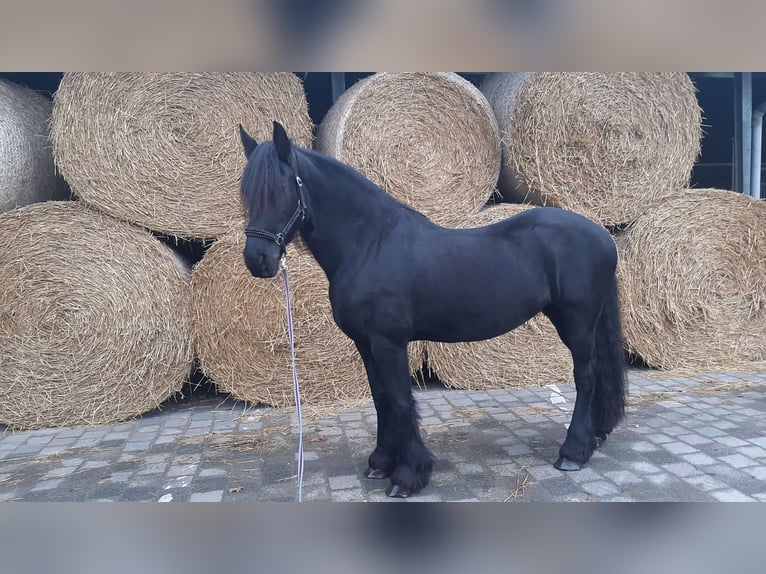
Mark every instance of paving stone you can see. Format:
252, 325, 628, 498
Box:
682, 474, 728, 492
677, 434, 712, 446
661, 462, 700, 478
742, 466, 766, 481
328, 475, 362, 490
189, 490, 225, 502
12, 445, 46, 455
663, 441, 697, 455
502, 444, 534, 457
604, 470, 643, 485
103, 471, 134, 483
711, 420, 739, 431
30, 478, 66, 491
199, 468, 227, 478
697, 427, 727, 438
710, 489, 755, 502
527, 464, 565, 481
697, 464, 749, 480
646, 473, 678, 487
121, 487, 160, 501
647, 433, 676, 444
719, 453, 757, 469
715, 436, 750, 447
155, 436, 177, 445
739, 446, 766, 459
627, 461, 663, 474
580, 481, 620, 497
680, 452, 718, 466
45, 465, 81, 478
80, 460, 110, 470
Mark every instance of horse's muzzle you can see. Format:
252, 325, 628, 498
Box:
243, 246, 280, 278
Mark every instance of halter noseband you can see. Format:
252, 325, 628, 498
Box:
244, 175, 306, 247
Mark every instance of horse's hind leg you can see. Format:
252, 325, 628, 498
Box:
544, 304, 600, 471
356, 336, 433, 498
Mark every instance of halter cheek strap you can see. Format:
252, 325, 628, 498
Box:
245, 175, 306, 246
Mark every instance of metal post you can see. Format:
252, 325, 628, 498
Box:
330, 73, 346, 103
733, 72, 752, 194
750, 102, 766, 198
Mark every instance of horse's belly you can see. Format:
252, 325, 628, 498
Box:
414, 301, 540, 343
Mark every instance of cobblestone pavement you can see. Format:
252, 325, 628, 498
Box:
1, 368, 765, 502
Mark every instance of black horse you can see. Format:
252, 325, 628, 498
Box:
238, 121, 627, 498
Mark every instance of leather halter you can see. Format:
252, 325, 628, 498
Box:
244, 174, 306, 247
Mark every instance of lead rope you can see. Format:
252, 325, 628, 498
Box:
281, 254, 304, 502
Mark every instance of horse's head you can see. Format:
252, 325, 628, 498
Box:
239, 121, 307, 278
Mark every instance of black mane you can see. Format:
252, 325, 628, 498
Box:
297, 147, 432, 222
240, 141, 284, 219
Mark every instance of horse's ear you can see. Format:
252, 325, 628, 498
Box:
273, 121, 292, 164
239, 124, 258, 158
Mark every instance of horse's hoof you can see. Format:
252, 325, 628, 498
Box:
594, 432, 608, 449
385, 484, 412, 498
365, 467, 388, 479
554, 457, 582, 471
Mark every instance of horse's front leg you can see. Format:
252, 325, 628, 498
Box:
354, 341, 393, 480
356, 337, 433, 498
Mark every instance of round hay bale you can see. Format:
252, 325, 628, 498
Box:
617, 189, 766, 370
316, 72, 501, 227
424, 205, 573, 390
0, 79, 70, 213
192, 234, 365, 407
50, 73, 313, 239
192, 234, 425, 408
481, 73, 702, 226
0, 201, 193, 430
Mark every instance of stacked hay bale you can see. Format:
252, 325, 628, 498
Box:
43, 72, 325, 418
421, 205, 573, 390
316, 72, 501, 227
0, 79, 69, 213
481, 73, 702, 227
0, 202, 193, 430
616, 189, 766, 370
193, 235, 353, 407
50, 73, 313, 239
477, 73, 766, 374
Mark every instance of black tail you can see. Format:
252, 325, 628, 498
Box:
592, 275, 627, 435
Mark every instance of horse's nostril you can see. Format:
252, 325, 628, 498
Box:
243, 247, 276, 278
258, 253, 267, 268
243, 250, 259, 272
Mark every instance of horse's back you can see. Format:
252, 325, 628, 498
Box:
491, 207, 611, 244
492, 207, 618, 304
490, 207, 616, 269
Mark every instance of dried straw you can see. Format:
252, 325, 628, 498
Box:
191, 234, 363, 407
50, 73, 313, 239
0, 201, 193, 430
316, 72, 501, 227
481, 73, 702, 227
423, 204, 573, 390
0, 79, 69, 213
617, 189, 766, 370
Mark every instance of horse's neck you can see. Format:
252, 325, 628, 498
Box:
298, 153, 402, 279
